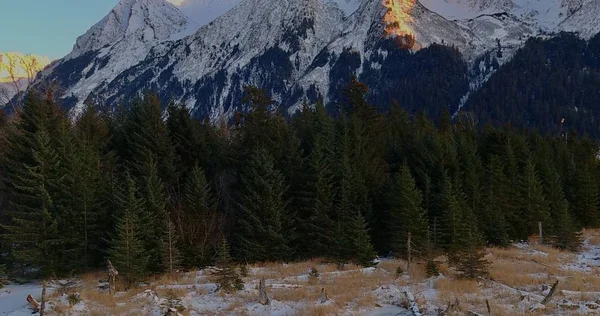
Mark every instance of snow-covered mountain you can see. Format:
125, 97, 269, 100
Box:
33, 0, 600, 119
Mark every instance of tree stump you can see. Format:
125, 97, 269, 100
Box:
259, 278, 270, 305
107, 259, 119, 294
318, 288, 329, 304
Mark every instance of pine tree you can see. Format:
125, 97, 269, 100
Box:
2, 127, 61, 277
573, 163, 600, 227
454, 227, 489, 279
331, 175, 376, 267
125, 94, 176, 185
387, 164, 428, 258
50, 115, 87, 273
213, 238, 244, 293
163, 219, 182, 274
109, 175, 149, 286
181, 166, 223, 267
72, 105, 110, 267
438, 176, 464, 253
299, 130, 336, 258
234, 148, 292, 262
333, 128, 375, 266
480, 157, 511, 246
542, 168, 582, 251
517, 159, 551, 237
137, 159, 168, 273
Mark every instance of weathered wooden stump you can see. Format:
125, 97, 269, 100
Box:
259, 278, 270, 305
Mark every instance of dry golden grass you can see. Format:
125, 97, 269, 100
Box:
80, 271, 106, 284
155, 287, 189, 300
51, 302, 70, 314
270, 286, 313, 302
79, 288, 117, 308
42, 230, 600, 315
322, 269, 388, 309
151, 272, 188, 286
584, 229, 600, 245
251, 260, 363, 280
294, 304, 338, 316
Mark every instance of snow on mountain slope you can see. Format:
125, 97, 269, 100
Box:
420, 0, 600, 38
560, 0, 600, 39
175, 0, 241, 26
70, 0, 189, 58
418, 0, 512, 20
37, 0, 191, 115
87, 0, 347, 120
31, 0, 600, 119
328, 0, 363, 16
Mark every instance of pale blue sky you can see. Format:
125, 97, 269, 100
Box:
0, 0, 120, 59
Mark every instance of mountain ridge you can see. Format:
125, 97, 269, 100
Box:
31, 0, 600, 120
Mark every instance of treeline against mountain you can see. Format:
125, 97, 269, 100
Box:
0, 79, 597, 284
465, 32, 600, 138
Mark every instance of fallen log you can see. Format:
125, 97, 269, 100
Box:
541, 281, 559, 305
479, 278, 544, 301
27, 294, 40, 311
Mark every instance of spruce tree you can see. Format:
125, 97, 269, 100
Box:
438, 176, 465, 253
480, 157, 511, 247
573, 163, 600, 227
109, 175, 148, 286
454, 227, 489, 279
542, 168, 582, 251
517, 159, 551, 237
2, 127, 60, 277
138, 159, 168, 273
331, 127, 376, 267
163, 219, 182, 274
50, 115, 87, 273
332, 172, 376, 267
387, 164, 428, 258
213, 238, 244, 293
182, 166, 223, 267
125, 94, 176, 185
299, 131, 336, 258
234, 148, 292, 262
72, 105, 109, 267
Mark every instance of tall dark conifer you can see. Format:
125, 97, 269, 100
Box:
180, 166, 223, 267
138, 160, 168, 273
110, 174, 148, 285
480, 157, 511, 246
2, 127, 60, 276
572, 163, 600, 227
234, 148, 292, 262
387, 164, 428, 258
517, 159, 551, 237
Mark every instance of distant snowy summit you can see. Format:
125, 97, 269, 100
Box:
32, 0, 600, 119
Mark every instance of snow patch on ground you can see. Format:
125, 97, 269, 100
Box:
0, 283, 44, 316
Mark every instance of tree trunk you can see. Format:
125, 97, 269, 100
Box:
541, 281, 559, 305
259, 278, 270, 305
318, 288, 329, 304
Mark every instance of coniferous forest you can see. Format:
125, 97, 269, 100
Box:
0, 78, 597, 283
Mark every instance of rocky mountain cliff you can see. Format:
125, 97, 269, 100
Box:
32, 0, 600, 120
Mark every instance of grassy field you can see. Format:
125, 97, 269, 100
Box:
7, 230, 600, 315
